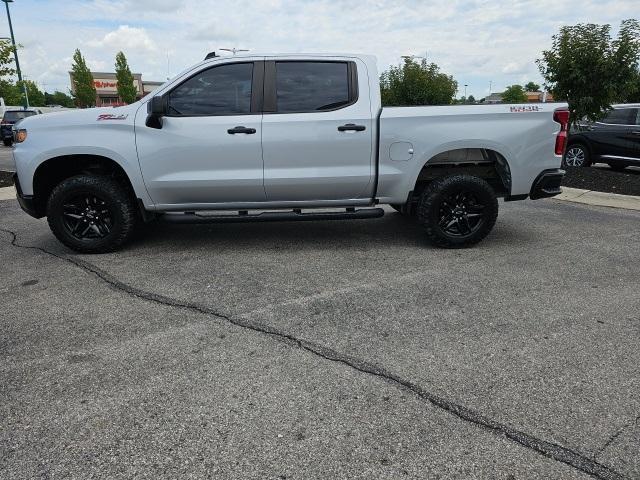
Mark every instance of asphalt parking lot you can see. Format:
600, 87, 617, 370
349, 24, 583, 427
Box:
0, 146, 14, 172
1, 195, 639, 479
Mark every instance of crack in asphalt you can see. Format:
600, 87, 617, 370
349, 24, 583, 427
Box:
594, 416, 640, 462
0, 227, 627, 480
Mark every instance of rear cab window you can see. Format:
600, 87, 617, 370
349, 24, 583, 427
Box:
268, 61, 357, 113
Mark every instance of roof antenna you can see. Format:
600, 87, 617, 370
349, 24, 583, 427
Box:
220, 48, 249, 55
204, 51, 218, 60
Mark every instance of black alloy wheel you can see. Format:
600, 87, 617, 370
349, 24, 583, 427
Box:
62, 194, 114, 240
436, 190, 486, 237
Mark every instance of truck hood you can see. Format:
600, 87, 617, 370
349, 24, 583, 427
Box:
17, 103, 141, 130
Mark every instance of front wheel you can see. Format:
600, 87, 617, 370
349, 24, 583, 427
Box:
46, 174, 138, 253
417, 175, 498, 248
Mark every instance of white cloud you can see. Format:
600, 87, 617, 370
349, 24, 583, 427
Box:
14, 0, 640, 98
88, 25, 157, 53
502, 62, 531, 75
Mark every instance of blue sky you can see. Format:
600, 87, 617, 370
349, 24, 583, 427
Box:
6, 0, 640, 99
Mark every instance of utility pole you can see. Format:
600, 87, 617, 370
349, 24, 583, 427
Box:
2, 0, 28, 109
489, 80, 493, 94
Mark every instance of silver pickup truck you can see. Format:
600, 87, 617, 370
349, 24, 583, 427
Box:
12, 53, 567, 253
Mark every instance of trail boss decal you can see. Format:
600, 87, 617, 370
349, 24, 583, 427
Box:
97, 113, 128, 121
510, 106, 542, 113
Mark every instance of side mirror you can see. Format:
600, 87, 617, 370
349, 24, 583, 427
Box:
146, 95, 166, 129
148, 95, 167, 115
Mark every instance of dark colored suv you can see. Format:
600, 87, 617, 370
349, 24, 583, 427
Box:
1, 109, 39, 146
564, 105, 640, 171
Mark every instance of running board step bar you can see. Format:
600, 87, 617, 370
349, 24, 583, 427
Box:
159, 208, 385, 224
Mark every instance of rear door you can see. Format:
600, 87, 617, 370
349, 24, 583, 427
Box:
590, 107, 637, 159
261, 58, 374, 202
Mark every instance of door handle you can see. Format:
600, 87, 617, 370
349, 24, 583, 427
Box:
227, 126, 256, 134
338, 123, 366, 132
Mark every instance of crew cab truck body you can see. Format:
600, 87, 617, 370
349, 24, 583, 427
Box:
12, 53, 566, 253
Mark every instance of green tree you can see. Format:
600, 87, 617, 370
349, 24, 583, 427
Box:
624, 69, 640, 102
17, 80, 45, 106
380, 58, 458, 106
115, 51, 137, 104
524, 81, 540, 92
0, 79, 20, 104
537, 19, 640, 123
467, 94, 476, 104
0, 39, 16, 78
70, 49, 96, 108
44, 90, 75, 108
501, 84, 528, 103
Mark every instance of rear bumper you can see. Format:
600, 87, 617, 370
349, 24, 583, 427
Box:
529, 168, 565, 200
13, 173, 43, 218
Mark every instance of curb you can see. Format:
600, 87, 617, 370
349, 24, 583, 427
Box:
553, 187, 640, 211
0, 185, 15, 201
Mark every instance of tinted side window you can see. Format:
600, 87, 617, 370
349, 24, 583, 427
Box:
3, 111, 36, 121
601, 108, 634, 125
275, 62, 352, 113
168, 63, 253, 116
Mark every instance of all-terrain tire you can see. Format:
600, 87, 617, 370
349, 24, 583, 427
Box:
46, 174, 138, 253
417, 174, 498, 248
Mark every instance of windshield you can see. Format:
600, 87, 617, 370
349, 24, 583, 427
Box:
3, 111, 37, 122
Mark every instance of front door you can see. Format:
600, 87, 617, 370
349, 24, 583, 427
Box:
261, 59, 374, 202
591, 107, 638, 160
625, 108, 640, 160
135, 61, 265, 208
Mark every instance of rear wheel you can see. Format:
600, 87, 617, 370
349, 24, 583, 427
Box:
46, 174, 138, 253
563, 143, 590, 167
417, 175, 498, 248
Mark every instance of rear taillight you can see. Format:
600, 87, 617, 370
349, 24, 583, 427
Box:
553, 107, 570, 156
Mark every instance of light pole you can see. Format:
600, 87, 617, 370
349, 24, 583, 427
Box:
464, 84, 468, 100
2, 0, 28, 109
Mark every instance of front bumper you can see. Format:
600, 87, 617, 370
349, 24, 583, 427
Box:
13, 173, 43, 218
530, 168, 565, 200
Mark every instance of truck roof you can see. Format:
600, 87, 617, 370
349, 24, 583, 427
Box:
205, 52, 377, 63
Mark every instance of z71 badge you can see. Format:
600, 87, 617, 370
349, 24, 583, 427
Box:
97, 113, 128, 121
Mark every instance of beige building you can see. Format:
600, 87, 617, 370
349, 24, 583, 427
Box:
69, 71, 164, 107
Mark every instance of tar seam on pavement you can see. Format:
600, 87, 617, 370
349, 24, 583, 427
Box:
0, 227, 626, 480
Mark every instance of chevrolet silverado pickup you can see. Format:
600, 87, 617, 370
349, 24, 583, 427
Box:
12, 53, 568, 253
